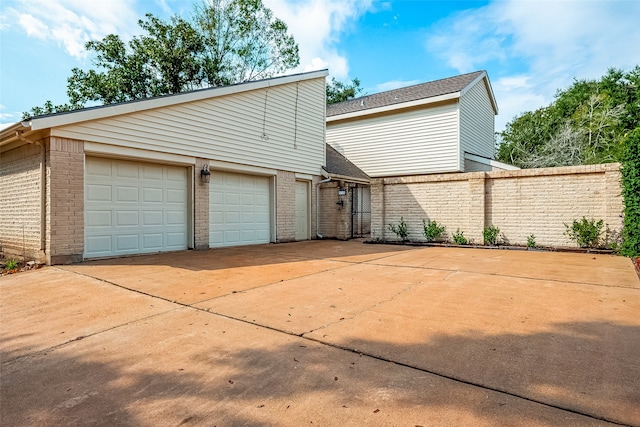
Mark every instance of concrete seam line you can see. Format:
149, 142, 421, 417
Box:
367, 262, 638, 290
1, 308, 183, 366
300, 335, 631, 427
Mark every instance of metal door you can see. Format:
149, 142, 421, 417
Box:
351, 186, 371, 238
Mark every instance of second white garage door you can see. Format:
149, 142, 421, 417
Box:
209, 171, 271, 247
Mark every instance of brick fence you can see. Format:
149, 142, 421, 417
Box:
370, 163, 622, 248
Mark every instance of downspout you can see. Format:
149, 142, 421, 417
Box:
316, 177, 332, 239
16, 130, 46, 256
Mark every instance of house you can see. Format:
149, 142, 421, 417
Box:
326, 70, 517, 177
0, 70, 328, 265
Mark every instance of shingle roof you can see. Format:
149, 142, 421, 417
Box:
326, 70, 486, 117
324, 144, 369, 182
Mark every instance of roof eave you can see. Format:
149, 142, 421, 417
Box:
327, 91, 460, 123
25, 69, 329, 131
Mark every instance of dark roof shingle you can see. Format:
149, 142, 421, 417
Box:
326, 70, 485, 117
324, 144, 369, 181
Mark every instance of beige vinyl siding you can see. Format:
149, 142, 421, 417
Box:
326, 103, 459, 177
459, 79, 495, 170
52, 78, 326, 176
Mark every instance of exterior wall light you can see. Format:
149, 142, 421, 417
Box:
338, 188, 346, 196
200, 164, 211, 184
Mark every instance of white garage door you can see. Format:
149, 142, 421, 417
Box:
85, 157, 188, 258
210, 171, 271, 247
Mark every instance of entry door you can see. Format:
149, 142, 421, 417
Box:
295, 180, 309, 240
351, 185, 371, 238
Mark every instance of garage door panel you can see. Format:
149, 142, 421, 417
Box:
143, 234, 163, 250
116, 186, 139, 203
167, 210, 186, 225
210, 171, 271, 247
116, 234, 139, 251
87, 184, 112, 202
86, 235, 112, 253
85, 157, 188, 258
143, 187, 163, 203
86, 210, 112, 227
115, 210, 139, 227
142, 165, 163, 180
143, 211, 163, 226
116, 163, 139, 179
167, 190, 186, 204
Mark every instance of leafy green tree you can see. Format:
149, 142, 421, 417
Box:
497, 66, 640, 168
194, 0, 299, 86
24, 0, 299, 118
326, 77, 365, 104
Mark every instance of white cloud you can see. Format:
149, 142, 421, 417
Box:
4, 0, 140, 58
18, 13, 48, 38
263, 0, 374, 79
425, 0, 640, 130
374, 79, 421, 93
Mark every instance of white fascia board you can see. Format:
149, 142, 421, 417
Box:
27, 70, 329, 131
460, 71, 498, 115
84, 141, 196, 165
465, 152, 519, 170
208, 159, 277, 176
326, 92, 460, 123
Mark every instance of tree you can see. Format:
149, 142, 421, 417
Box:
326, 77, 365, 105
24, 0, 299, 118
496, 66, 640, 168
195, 0, 299, 87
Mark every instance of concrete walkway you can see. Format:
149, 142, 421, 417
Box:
1, 241, 638, 426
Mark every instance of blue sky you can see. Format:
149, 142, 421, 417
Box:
1, 0, 639, 132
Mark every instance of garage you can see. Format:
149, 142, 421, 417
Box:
209, 171, 271, 247
84, 157, 189, 258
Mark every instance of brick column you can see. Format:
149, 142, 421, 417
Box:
276, 170, 296, 242
467, 172, 486, 245
47, 137, 84, 264
194, 158, 210, 250
604, 163, 623, 243
370, 178, 385, 241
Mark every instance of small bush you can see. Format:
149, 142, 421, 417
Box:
452, 229, 468, 245
388, 217, 409, 242
422, 219, 446, 242
564, 217, 604, 248
527, 234, 536, 248
5, 259, 18, 270
483, 225, 501, 246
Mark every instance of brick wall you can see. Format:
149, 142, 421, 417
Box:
318, 181, 365, 240
47, 137, 84, 264
0, 143, 44, 261
276, 170, 296, 242
194, 158, 209, 250
373, 164, 623, 248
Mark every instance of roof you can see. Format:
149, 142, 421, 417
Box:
324, 144, 370, 182
326, 70, 496, 120
1, 69, 329, 145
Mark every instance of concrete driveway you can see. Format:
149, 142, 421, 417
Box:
1, 241, 639, 426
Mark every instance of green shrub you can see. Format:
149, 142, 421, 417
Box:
621, 127, 640, 257
564, 217, 604, 248
452, 229, 468, 245
422, 219, 446, 242
527, 234, 536, 248
5, 259, 18, 270
388, 217, 409, 242
483, 225, 501, 246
